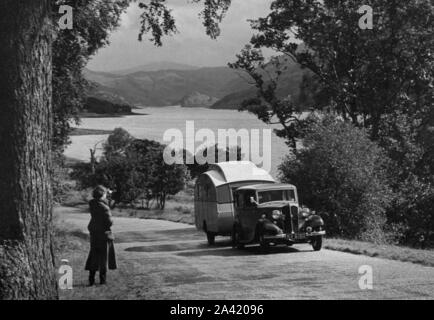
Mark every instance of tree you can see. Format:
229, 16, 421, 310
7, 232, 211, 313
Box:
230, 49, 309, 150
126, 139, 188, 209
72, 137, 189, 210
0, 0, 57, 299
232, 0, 433, 143
232, 0, 433, 245
0, 0, 232, 299
104, 127, 134, 158
244, 0, 432, 137
279, 114, 392, 241
52, 0, 129, 152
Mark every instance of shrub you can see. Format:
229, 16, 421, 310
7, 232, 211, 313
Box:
279, 113, 393, 242
71, 133, 189, 210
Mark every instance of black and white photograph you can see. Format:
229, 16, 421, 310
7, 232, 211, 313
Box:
0, 0, 433, 305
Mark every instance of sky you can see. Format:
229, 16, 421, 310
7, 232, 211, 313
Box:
87, 0, 274, 72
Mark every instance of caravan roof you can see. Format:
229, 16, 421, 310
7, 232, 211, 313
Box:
236, 183, 296, 191
202, 161, 275, 187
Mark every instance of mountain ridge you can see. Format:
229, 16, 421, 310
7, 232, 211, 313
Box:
84, 58, 307, 109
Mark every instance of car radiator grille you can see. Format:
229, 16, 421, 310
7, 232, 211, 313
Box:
283, 206, 293, 233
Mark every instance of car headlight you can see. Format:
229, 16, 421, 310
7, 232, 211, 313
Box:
301, 207, 311, 217
272, 210, 282, 220
302, 211, 310, 218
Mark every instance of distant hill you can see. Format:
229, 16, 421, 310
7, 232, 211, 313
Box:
83, 57, 308, 109
107, 61, 199, 75
211, 57, 308, 110
210, 88, 256, 110
83, 66, 253, 107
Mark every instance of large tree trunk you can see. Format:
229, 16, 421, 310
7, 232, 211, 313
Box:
0, 0, 57, 299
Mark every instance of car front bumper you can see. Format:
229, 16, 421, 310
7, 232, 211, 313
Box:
263, 230, 326, 242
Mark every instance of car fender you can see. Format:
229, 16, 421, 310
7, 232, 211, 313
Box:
258, 219, 281, 235
306, 215, 324, 228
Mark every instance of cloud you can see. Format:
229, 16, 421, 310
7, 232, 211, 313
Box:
87, 0, 274, 71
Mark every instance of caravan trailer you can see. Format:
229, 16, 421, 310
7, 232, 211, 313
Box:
194, 161, 275, 244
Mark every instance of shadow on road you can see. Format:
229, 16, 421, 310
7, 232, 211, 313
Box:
114, 231, 163, 243
124, 239, 231, 252
125, 240, 309, 257
177, 245, 304, 257
115, 228, 203, 243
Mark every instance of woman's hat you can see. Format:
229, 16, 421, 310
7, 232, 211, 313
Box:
92, 185, 107, 199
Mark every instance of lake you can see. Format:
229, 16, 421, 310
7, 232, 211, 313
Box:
64, 106, 293, 178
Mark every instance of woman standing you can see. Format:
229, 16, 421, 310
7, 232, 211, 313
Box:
85, 185, 117, 286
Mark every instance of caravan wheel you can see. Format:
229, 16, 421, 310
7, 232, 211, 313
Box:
206, 232, 215, 245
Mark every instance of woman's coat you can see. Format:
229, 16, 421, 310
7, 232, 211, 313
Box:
85, 199, 117, 272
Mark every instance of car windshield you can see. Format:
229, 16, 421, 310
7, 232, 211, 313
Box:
257, 189, 296, 204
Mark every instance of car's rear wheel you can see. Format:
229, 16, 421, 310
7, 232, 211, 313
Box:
259, 233, 269, 250
311, 236, 322, 251
231, 225, 244, 249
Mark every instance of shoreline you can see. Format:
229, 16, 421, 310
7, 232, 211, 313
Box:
69, 128, 114, 136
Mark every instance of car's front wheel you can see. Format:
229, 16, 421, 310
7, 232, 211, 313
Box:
311, 236, 322, 251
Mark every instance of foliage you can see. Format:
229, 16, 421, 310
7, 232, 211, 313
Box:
52, 0, 129, 152
126, 139, 189, 209
138, 0, 232, 45
71, 130, 188, 209
245, 0, 433, 137
104, 127, 134, 157
279, 114, 392, 242
51, 153, 73, 204
230, 48, 309, 150
233, 0, 433, 245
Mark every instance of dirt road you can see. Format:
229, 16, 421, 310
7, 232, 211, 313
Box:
60, 209, 434, 299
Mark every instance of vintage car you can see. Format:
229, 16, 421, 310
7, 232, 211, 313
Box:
194, 161, 276, 244
231, 184, 325, 251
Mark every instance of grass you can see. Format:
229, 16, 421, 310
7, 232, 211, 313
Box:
324, 238, 434, 267
110, 191, 195, 225
54, 213, 140, 299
